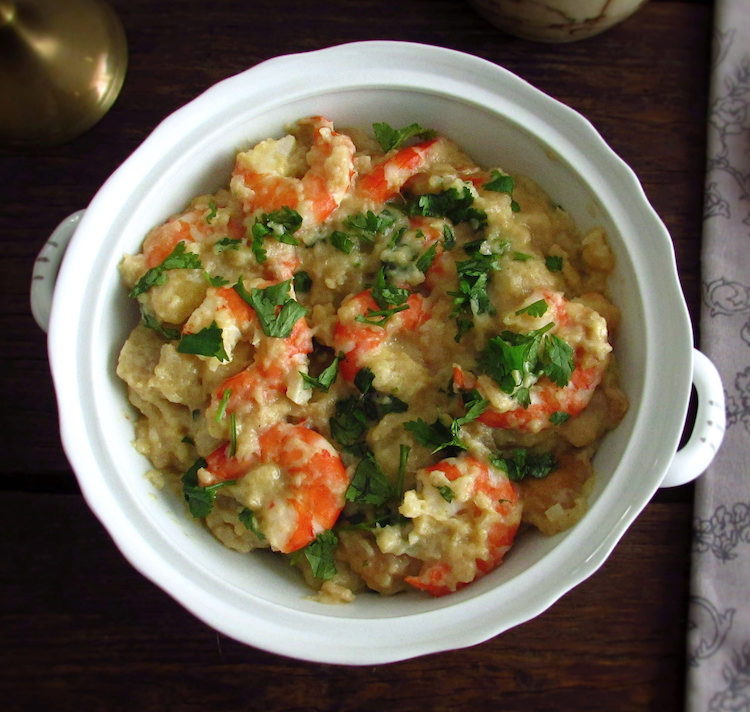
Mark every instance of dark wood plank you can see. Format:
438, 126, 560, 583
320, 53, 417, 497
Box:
0, 0, 711, 480
0, 492, 692, 711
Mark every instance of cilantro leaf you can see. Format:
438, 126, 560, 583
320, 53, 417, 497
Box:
549, 411, 570, 425
484, 169, 520, 212
139, 304, 180, 340
545, 255, 564, 272
404, 186, 487, 227
437, 485, 455, 502
239, 507, 265, 539
177, 321, 229, 362
301, 353, 342, 392
214, 236, 242, 252
448, 251, 501, 340
249, 206, 303, 263
129, 241, 203, 298
489, 448, 557, 482
540, 334, 575, 387
345, 210, 397, 244
515, 299, 548, 317
181, 458, 232, 518
373, 121, 436, 152
415, 243, 438, 274
301, 530, 339, 580
479, 322, 574, 403
293, 270, 312, 293
330, 230, 355, 254
346, 452, 393, 506
329, 370, 407, 453
234, 277, 308, 338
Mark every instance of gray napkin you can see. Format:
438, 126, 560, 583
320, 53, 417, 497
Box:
686, 1, 750, 709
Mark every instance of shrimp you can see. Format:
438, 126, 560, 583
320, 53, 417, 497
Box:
331, 289, 429, 382
202, 423, 349, 553
230, 116, 356, 230
355, 136, 444, 204
142, 201, 244, 268
391, 454, 521, 597
213, 314, 313, 412
454, 288, 612, 433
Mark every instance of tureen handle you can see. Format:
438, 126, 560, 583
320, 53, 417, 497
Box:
30, 209, 86, 333
659, 349, 726, 488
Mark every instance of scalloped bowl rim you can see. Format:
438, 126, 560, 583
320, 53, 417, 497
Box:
47, 41, 692, 665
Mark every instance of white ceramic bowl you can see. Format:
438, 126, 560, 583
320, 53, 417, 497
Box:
33, 41, 724, 665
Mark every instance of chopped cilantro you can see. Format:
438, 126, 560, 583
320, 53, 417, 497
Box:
329, 368, 407, 452
345, 210, 397, 244
300, 530, 339, 580
181, 458, 232, 518
479, 323, 575, 403
215, 388, 231, 423
346, 452, 393, 506
484, 169, 520, 212
404, 186, 487, 227
239, 507, 265, 539
205, 273, 230, 287
415, 243, 438, 274
301, 353, 342, 392
448, 251, 501, 340
512, 252, 533, 262
205, 200, 218, 224
372, 121, 436, 152
177, 321, 229, 362
249, 206, 303, 262
234, 277, 307, 338
129, 241, 203, 298
139, 304, 180, 340
214, 236, 242, 252
489, 448, 557, 482
545, 255, 564, 272
330, 230, 355, 254
293, 270, 312, 293
549, 411, 570, 425
228, 412, 237, 457
515, 299, 548, 317
437, 485, 455, 503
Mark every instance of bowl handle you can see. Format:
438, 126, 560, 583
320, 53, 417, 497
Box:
659, 349, 726, 488
30, 209, 86, 333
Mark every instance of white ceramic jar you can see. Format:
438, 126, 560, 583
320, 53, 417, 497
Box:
468, 0, 649, 42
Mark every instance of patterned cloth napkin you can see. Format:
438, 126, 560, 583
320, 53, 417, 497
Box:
686, 1, 750, 709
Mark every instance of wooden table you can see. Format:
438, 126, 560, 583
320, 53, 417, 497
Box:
1, 1, 712, 709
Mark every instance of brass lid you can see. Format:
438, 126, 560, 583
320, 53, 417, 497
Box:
0, 0, 128, 147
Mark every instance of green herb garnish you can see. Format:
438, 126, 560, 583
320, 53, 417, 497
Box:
234, 277, 307, 338
489, 448, 557, 481
301, 353, 342, 392
239, 507, 265, 539
129, 241, 203, 298
181, 458, 232, 518
177, 321, 229, 362
545, 255, 564, 272
484, 169, 520, 212
300, 530, 339, 580
372, 121, 436, 152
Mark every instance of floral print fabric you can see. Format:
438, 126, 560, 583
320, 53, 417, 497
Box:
687, 2, 750, 709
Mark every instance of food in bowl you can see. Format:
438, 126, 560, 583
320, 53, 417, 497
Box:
116, 116, 628, 602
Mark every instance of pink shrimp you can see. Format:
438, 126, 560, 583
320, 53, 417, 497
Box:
141, 205, 244, 269
331, 289, 429, 382
455, 288, 612, 433
213, 315, 313, 413
355, 136, 443, 204
230, 116, 355, 229
202, 423, 349, 553
403, 455, 521, 597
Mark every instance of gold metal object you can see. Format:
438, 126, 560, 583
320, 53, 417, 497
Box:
0, 0, 127, 147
